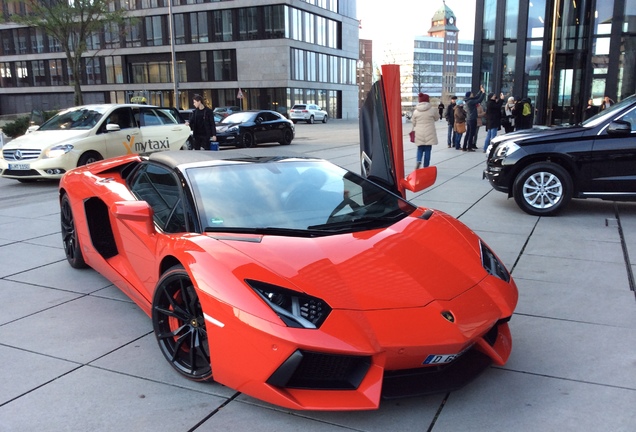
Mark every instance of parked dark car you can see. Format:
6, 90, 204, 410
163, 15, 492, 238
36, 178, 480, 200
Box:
484, 94, 636, 216
213, 106, 241, 118
215, 110, 295, 147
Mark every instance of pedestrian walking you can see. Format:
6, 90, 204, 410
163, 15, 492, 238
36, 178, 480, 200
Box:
438, 102, 445, 121
411, 93, 439, 168
186, 94, 217, 150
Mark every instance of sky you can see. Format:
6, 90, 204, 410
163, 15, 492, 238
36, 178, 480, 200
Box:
356, 0, 476, 64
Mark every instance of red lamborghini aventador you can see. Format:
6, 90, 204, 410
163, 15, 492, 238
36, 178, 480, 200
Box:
58, 66, 517, 410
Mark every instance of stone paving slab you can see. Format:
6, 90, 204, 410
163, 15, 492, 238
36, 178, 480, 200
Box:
0, 119, 634, 431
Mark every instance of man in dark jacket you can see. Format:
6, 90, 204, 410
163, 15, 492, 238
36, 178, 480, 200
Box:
462, 85, 485, 151
444, 96, 457, 148
187, 94, 217, 150
483, 92, 505, 152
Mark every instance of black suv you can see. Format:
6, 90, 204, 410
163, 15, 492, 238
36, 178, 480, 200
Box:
483, 95, 636, 215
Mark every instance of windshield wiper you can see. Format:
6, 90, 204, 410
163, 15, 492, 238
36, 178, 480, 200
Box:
204, 226, 328, 237
308, 213, 404, 232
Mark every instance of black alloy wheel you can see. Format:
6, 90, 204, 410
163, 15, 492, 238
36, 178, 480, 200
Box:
241, 131, 254, 148
279, 128, 293, 145
513, 162, 573, 216
152, 265, 212, 381
60, 193, 88, 269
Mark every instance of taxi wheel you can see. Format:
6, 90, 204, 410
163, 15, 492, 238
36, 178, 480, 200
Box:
152, 265, 212, 381
77, 152, 103, 167
60, 193, 87, 269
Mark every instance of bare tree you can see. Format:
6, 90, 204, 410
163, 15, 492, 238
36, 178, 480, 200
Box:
9, 0, 128, 105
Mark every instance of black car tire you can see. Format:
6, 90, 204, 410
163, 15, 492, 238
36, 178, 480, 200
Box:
152, 265, 212, 382
60, 193, 88, 269
279, 128, 293, 145
307, 115, 314, 124
240, 131, 254, 148
513, 162, 573, 216
77, 151, 103, 167
322, 115, 328, 124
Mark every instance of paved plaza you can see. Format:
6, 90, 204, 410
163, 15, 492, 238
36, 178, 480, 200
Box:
0, 119, 635, 431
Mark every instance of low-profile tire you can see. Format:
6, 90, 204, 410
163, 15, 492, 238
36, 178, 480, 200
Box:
512, 162, 573, 216
279, 128, 293, 145
60, 193, 88, 269
322, 115, 328, 123
152, 265, 212, 381
240, 131, 254, 148
77, 151, 103, 167
307, 115, 314, 124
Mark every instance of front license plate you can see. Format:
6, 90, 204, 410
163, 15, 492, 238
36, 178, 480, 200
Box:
9, 163, 30, 170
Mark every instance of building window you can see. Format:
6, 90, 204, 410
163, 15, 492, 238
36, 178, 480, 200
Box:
86, 58, 102, 85
200, 52, 208, 80
264, 5, 286, 39
174, 14, 186, 44
212, 50, 235, 81
191, 12, 209, 43
213, 9, 233, 42
1, 62, 13, 87
125, 18, 143, 47
105, 56, 124, 84
527, 0, 546, 38
31, 60, 46, 86
49, 59, 64, 86
32, 29, 46, 54
146, 16, 164, 46
105, 22, 121, 49
238, 7, 259, 41
16, 61, 29, 87
86, 31, 101, 51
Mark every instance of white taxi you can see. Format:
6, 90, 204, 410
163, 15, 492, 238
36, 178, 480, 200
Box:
0, 104, 190, 182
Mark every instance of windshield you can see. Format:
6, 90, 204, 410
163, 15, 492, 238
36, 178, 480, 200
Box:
38, 106, 107, 131
221, 112, 255, 124
186, 160, 415, 235
582, 95, 636, 128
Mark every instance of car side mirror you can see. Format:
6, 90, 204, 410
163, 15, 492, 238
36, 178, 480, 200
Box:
106, 123, 121, 132
607, 120, 632, 135
111, 201, 155, 235
400, 166, 437, 193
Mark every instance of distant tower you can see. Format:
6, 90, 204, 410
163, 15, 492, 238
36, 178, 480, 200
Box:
428, 1, 459, 103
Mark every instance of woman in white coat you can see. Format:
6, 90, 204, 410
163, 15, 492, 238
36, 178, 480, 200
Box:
411, 93, 439, 168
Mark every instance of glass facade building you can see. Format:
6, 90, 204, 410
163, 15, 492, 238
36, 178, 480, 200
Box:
473, 0, 635, 125
0, 0, 359, 120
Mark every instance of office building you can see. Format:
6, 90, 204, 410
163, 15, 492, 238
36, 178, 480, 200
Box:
0, 0, 359, 120
472, 0, 635, 125
403, 3, 474, 111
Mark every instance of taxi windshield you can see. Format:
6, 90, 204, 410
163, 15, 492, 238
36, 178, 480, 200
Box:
38, 107, 107, 131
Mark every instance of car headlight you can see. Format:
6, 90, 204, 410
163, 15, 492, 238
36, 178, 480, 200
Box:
495, 142, 520, 159
480, 241, 510, 282
246, 279, 331, 329
44, 144, 74, 159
